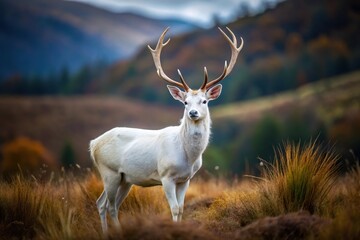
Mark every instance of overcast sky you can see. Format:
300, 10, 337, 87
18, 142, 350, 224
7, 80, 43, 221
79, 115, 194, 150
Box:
68, 0, 283, 28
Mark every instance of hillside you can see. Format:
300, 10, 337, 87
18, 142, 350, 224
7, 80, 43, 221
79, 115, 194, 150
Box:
212, 70, 360, 123
0, 0, 197, 78
89, 0, 360, 105
0, 71, 359, 173
209, 70, 360, 173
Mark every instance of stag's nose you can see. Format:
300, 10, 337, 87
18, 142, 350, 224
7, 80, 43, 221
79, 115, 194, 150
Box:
189, 110, 199, 119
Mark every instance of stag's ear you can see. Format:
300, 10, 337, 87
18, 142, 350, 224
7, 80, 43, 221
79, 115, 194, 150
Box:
167, 85, 186, 102
206, 84, 222, 101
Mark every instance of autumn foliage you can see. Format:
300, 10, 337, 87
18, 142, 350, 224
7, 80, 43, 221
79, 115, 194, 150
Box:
0, 137, 56, 178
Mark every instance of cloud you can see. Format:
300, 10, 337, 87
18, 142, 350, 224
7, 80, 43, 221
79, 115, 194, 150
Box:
67, 0, 281, 28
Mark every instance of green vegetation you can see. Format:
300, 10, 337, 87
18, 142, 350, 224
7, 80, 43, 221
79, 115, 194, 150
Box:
0, 62, 108, 95
60, 140, 76, 169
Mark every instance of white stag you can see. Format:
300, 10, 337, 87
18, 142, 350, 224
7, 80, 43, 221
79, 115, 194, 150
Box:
90, 27, 243, 233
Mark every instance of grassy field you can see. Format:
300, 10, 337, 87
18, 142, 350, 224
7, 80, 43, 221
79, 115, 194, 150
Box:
1, 142, 359, 239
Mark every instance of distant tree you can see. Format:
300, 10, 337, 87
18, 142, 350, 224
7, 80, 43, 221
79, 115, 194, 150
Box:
285, 33, 303, 57
284, 111, 312, 142
59, 66, 71, 94
307, 35, 350, 79
251, 115, 282, 161
60, 140, 76, 169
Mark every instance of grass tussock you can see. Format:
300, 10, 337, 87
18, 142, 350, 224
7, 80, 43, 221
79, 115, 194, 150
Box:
261, 141, 340, 214
0, 142, 359, 239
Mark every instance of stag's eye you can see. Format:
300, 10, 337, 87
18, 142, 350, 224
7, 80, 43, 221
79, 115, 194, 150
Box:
202, 100, 207, 104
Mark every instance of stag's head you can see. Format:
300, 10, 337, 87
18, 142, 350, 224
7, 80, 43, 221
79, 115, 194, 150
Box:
148, 27, 243, 122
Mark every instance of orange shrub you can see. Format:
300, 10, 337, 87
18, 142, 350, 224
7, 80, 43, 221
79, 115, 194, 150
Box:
0, 137, 56, 178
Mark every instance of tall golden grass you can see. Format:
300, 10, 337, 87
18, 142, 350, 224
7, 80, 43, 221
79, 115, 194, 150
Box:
0, 142, 359, 239
261, 141, 340, 214
318, 162, 360, 239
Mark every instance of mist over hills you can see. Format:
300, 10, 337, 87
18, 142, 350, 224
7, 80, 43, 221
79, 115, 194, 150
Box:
0, 0, 198, 79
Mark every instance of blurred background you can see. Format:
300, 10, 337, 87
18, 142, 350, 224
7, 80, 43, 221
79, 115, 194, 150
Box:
0, 0, 359, 178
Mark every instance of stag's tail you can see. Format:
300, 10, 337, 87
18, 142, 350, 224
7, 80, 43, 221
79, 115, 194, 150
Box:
89, 139, 98, 166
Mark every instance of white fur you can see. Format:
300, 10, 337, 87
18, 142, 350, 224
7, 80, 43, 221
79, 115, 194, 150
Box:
90, 84, 222, 233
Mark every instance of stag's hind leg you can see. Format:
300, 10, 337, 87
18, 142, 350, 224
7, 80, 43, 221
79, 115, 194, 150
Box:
96, 176, 132, 234
115, 179, 132, 210
104, 176, 122, 229
96, 190, 109, 233
97, 166, 122, 233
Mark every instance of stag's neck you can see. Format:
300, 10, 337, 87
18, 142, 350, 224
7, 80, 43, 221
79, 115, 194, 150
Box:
179, 112, 211, 162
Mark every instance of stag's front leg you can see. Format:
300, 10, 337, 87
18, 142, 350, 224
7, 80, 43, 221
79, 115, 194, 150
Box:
162, 178, 180, 221
176, 180, 190, 221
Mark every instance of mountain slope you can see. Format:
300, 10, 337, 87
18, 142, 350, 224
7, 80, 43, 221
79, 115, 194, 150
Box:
91, 0, 360, 105
0, 0, 197, 78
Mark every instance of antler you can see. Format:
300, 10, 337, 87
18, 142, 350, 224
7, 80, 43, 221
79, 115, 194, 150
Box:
201, 27, 244, 91
148, 27, 190, 91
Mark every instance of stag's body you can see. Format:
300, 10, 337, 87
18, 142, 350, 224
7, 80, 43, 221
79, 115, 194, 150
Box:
91, 123, 208, 186
91, 27, 243, 233
90, 103, 210, 226
92, 118, 209, 186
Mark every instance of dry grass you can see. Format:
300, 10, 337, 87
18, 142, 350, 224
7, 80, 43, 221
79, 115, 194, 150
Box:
317, 163, 360, 239
191, 141, 342, 238
0, 142, 359, 239
193, 181, 260, 234
261, 141, 340, 214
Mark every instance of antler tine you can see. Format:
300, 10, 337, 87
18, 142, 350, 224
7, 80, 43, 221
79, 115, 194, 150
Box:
177, 69, 190, 91
148, 27, 190, 91
202, 27, 243, 90
200, 67, 208, 90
